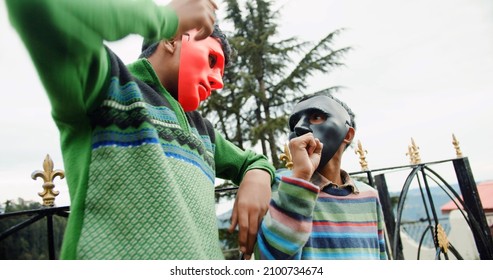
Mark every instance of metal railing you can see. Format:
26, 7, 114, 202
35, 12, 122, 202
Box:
214, 156, 493, 260
0, 206, 69, 259
347, 157, 493, 260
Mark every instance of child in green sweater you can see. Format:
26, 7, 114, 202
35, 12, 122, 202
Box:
6, 0, 274, 259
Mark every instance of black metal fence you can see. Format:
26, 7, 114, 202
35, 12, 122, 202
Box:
350, 157, 493, 260
1, 157, 492, 260
0, 206, 69, 259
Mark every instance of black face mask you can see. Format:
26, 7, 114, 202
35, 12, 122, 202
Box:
289, 95, 351, 172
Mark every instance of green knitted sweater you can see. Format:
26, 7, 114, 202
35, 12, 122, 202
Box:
6, 0, 275, 259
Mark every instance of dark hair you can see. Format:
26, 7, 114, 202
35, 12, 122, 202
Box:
139, 24, 232, 67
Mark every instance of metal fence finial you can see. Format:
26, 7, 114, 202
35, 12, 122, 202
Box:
280, 143, 293, 170
355, 140, 369, 171
31, 154, 65, 207
452, 133, 463, 158
411, 138, 421, 164
406, 138, 421, 165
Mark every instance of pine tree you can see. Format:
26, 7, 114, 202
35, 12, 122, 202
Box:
202, 0, 351, 168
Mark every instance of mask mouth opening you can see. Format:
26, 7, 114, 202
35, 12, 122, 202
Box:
198, 82, 210, 100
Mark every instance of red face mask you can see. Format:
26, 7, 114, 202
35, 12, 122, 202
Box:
178, 30, 225, 111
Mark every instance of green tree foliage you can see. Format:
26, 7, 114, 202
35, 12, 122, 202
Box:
202, 0, 351, 168
0, 198, 67, 260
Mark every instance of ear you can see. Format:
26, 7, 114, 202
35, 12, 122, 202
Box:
161, 39, 177, 55
343, 127, 355, 145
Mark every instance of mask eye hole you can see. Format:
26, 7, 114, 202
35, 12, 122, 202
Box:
309, 112, 327, 124
209, 54, 217, 68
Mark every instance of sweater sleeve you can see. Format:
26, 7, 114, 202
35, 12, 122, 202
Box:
213, 131, 275, 186
255, 176, 320, 259
5, 0, 178, 122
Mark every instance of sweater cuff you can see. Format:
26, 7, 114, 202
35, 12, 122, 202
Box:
160, 6, 179, 39
281, 176, 320, 194
275, 176, 319, 218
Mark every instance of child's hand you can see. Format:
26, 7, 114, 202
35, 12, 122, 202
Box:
168, 0, 218, 40
289, 133, 323, 181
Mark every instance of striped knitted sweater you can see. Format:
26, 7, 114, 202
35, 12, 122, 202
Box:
255, 169, 387, 260
6, 0, 275, 259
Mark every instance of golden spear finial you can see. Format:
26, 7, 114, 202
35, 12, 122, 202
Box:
355, 140, 369, 171
31, 154, 65, 206
279, 143, 293, 170
406, 138, 421, 164
406, 145, 415, 164
452, 133, 463, 158
411, 138, 421, 164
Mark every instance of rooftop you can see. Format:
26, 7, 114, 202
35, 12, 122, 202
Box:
441, 181, 493, 214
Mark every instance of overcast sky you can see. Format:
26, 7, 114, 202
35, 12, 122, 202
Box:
1, 0, 493, 207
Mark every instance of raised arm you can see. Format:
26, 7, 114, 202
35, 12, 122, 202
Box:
255, 133, 323, 259
5, 0, 217, 119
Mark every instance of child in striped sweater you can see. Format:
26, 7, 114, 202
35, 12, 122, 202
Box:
255, 92, 387, 260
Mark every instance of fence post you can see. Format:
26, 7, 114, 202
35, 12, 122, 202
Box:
47, 214, 55, 260
374, 174, 404, 260
453, 157, 493, 260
